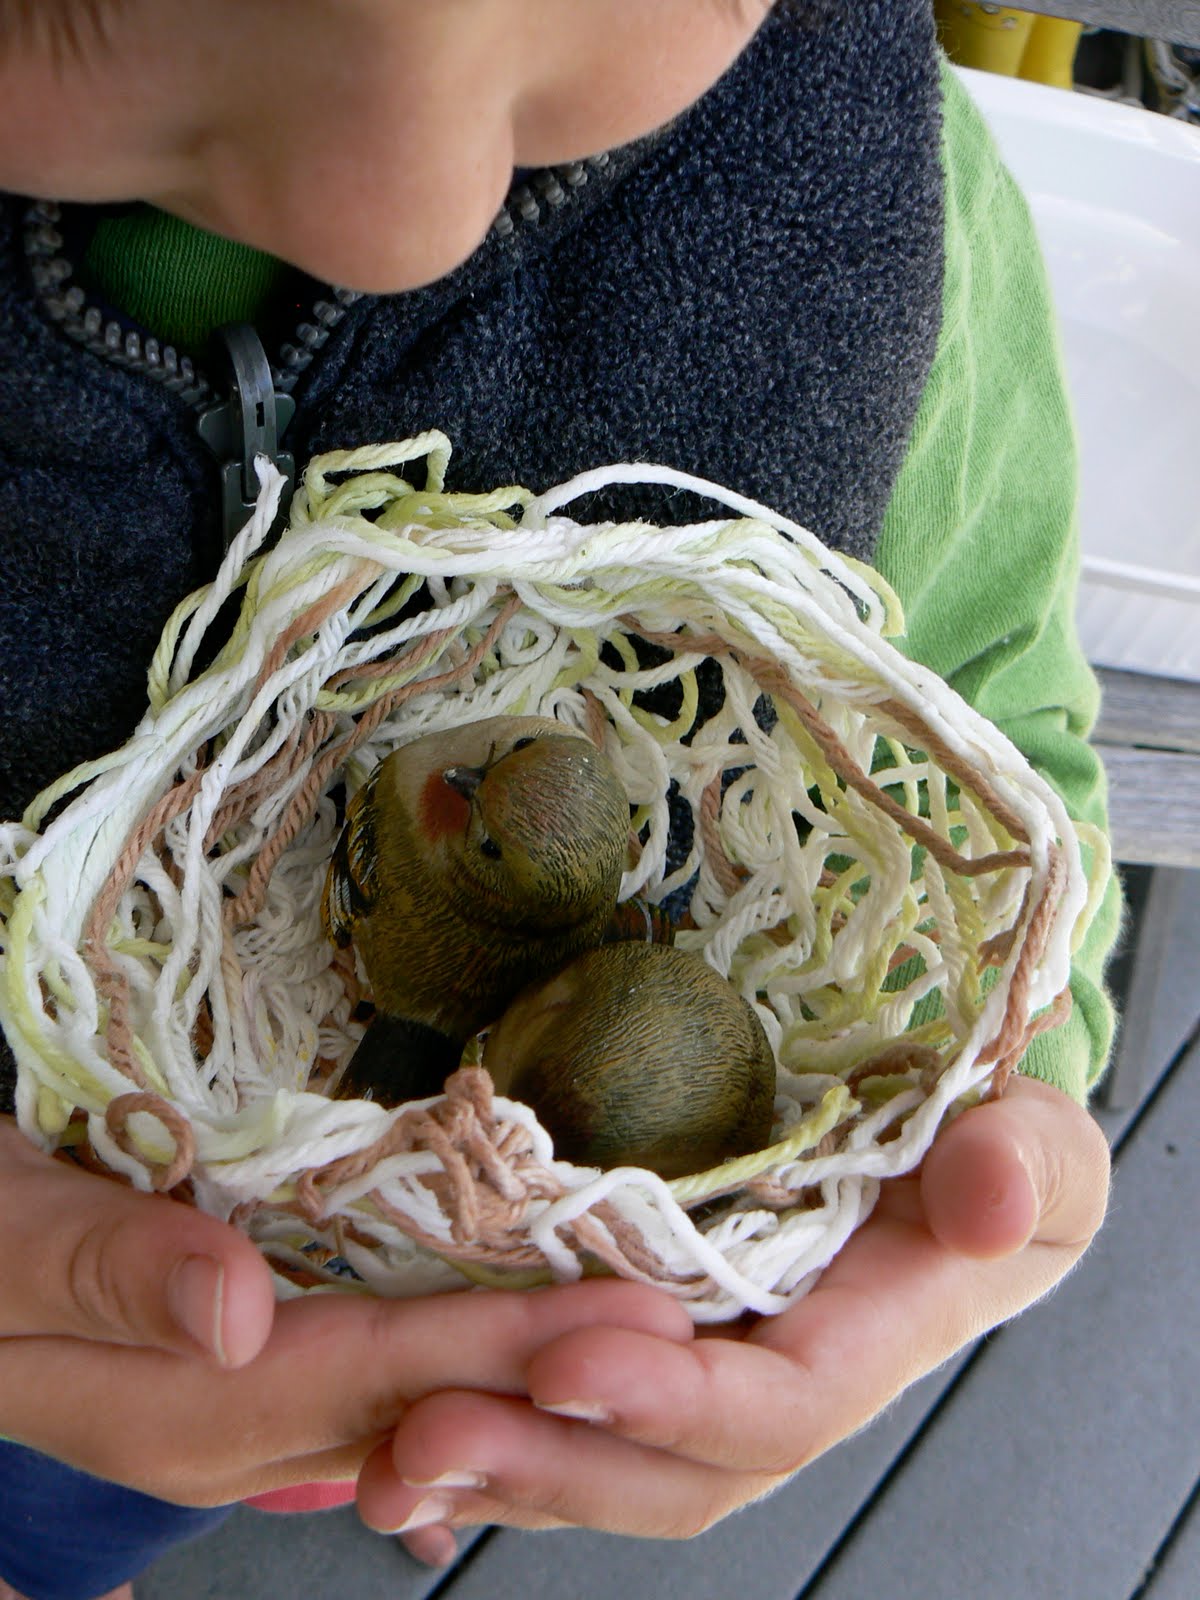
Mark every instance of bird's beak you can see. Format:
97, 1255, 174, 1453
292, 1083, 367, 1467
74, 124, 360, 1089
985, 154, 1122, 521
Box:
443, 764, 484, 801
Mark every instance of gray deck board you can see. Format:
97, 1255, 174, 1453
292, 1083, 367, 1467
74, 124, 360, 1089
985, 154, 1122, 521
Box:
1094, 670, 1200, 758
1098, 746, 1200, 869
136, 1508, 486, 1600
1099, 867, 1200, 1113
1143, 1481, 1200, 1598
1093, 668, 1200, 869
432, 1352, 977, 1600
799, 1032, 1200, 1600
1015, 0, 1200, 46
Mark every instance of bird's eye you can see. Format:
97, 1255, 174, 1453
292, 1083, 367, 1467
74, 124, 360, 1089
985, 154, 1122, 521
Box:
480, 836, 503, 860
512, 736, 536, 752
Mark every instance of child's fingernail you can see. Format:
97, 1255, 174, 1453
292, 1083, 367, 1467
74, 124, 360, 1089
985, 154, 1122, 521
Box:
535, 1398, 614, 1424
400, 1523, 458, 1568
395, 1494, 455, 1533
167, 1256, 226, 1362
402, 1470, 487, 1491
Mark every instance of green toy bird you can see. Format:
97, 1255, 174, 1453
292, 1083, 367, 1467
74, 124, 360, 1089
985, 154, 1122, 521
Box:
322, 715, 633, 1105
483, 942, 777, 1179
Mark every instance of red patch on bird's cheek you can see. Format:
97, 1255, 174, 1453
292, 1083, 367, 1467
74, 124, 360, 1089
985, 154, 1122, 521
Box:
419, 771, 472, 842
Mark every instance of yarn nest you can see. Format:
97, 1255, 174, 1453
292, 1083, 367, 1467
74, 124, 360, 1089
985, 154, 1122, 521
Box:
0, 434, 1104, 1321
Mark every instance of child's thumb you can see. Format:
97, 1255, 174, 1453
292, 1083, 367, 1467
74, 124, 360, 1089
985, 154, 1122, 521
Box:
0, 1117, 276, 1367
919, 1074, 1110, 1261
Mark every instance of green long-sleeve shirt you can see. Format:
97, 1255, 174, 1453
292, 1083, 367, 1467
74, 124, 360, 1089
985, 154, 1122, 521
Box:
877, 64, 1120, 1104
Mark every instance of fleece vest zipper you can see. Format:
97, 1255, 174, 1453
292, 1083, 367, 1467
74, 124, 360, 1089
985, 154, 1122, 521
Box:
22, 156, 623, 545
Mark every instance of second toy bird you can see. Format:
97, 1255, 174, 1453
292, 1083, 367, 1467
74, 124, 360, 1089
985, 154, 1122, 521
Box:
483, 941, 778, 1179
322, 715, 631, 1104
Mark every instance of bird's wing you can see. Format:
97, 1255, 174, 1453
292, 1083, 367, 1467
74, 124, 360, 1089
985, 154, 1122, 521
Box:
604, 895, 677, 947
321, 770, 383, 947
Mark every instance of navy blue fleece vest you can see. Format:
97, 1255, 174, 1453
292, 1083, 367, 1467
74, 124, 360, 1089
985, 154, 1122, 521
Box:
0, 2, 944, 1103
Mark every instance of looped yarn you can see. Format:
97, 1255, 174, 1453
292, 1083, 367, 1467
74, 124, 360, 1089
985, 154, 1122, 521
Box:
0, 434, 1100, 1321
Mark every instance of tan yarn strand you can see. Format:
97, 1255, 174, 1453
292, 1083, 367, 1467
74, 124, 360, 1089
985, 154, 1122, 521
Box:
754, 663, 1031, 877
251, 563, 382, 697
878, 697, 1032, 846
700, 773, 746, 897
988, 985, 1075, 1099
978, 846, 1067, 1074
83, 768, 207, 1089
622, 626, 1031, 874
204, 710, 333, 852
105, 1091, 196, 1190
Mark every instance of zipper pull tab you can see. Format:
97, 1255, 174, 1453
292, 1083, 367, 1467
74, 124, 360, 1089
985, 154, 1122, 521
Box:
196, 322, 296, 549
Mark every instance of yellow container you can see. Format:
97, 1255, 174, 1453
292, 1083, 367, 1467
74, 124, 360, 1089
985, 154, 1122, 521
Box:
1020, 17, 1084, 88
934, 3, 1035, 75
935, 4, 1083, 87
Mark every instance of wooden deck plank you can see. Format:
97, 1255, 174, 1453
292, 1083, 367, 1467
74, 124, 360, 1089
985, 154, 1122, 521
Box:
1015, 0, 1200, 45
1098, 746, 1200, 869
1097, 867, 1200, 1113
1143, 1480, 1200, 1598
136, 1508, 486, 1599
1094, 670, 1200, 757
798, 1033, 1200, 1600
430, 1353, 976, 1600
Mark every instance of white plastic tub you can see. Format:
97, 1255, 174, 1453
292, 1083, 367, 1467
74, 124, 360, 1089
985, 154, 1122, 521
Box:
959, 67, 1200, 681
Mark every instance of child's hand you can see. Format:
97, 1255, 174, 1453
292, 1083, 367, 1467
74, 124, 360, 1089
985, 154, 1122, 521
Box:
0, 1118, 693, 1506
357, 1076, 1109, 1555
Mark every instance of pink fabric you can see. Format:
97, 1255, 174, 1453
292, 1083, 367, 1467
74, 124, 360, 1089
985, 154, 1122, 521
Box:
244, 1480, 357, 1514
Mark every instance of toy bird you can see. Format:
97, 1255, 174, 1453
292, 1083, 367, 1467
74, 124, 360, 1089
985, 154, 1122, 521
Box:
322, 715, 632, 1105
483, 942, 777, 1179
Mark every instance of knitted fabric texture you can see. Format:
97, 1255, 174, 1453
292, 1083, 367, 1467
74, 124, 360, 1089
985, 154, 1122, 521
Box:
0, 439, 1102, 1321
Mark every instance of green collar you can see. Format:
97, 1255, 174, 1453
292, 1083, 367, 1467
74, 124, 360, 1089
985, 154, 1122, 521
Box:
82, 205, 290, 356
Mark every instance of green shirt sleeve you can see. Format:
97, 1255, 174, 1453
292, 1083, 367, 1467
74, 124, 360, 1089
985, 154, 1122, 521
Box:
875, 61, 1121, 1104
